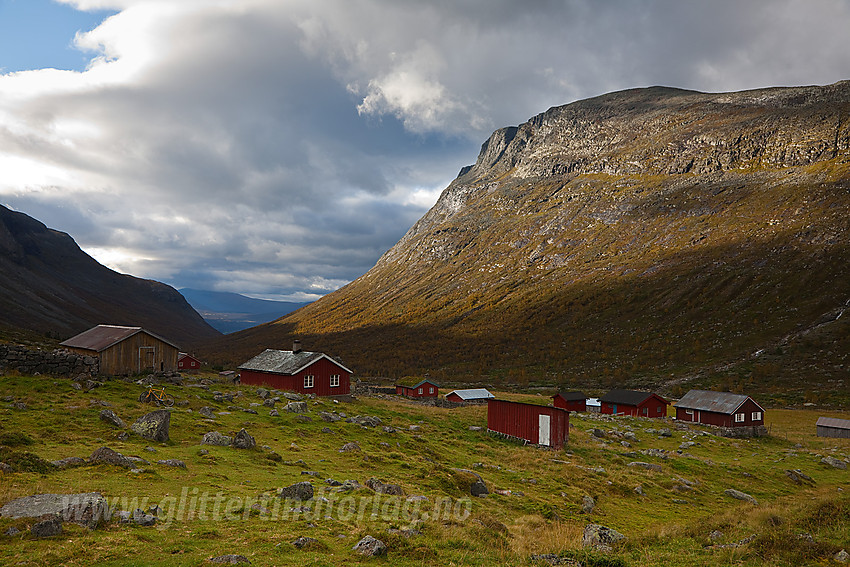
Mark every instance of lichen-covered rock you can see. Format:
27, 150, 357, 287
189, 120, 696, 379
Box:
202, 431, 232, 446
30, 516, 62, 538
365, 478, 405, 496
99, 409, 125, 428
131, 410, 170, 442
339, 441, 361, 453
279, 481, 314, 501
284, 401, 308, 413
232, 428, 256, 449
88, 447, 134, 469
582, 523, 626, 551
0, 492, 109, 528
724, 489, 758, 505
352, 535, 387, 556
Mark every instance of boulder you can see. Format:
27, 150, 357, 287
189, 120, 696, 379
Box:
89, 447, 134, 469
269, 409, 280, 417
232, 429, 256, 449
199, 407, 216, 419
30, 516, 62, 538
319, 411, 341, 422
131, 410, 171, 442
352, 535, 387, 557
51, 456, 86, 469
582, 495, 595, 514
591, 428, 606, 438
366, 478, 405, 496
263, 398, 276, 408
627, 461, 662, 472
835, 549, 849, 563
582, 523, 626, 551
279, 481, 314, 501
821, 456, 847, 470
256, 388, 269, 399
0, 492, 109, 528
724, 489, 758, 505
347, 415, 382, 427
99, 409, 125, 429
157, 459, 187, 469
339, 442, 361, 453
132, 508, 157, 526
292, 536, 320, 549
202, 431, 233, 446
283, 392, 302, 401
208, 555, 251, 564
452, 468, 489, 497
285, 402, 308, 413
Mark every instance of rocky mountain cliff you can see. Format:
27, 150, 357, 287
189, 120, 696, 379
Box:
0, 205, 220, 348
217, 82, 850, 395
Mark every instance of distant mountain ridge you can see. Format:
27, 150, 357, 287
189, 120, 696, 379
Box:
179, 288, 308, 334
214, 82, 850, 393
0, 205, 220, 347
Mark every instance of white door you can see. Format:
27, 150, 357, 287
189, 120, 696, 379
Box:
538, 414, 551, 446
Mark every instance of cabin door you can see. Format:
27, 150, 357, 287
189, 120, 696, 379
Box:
538, 414, 551, 447
139, 347, 155, 372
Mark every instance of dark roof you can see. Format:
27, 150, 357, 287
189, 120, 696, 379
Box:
446, 388, 494, 401
673, 390, 762, 414
553, 391, 588, 402
60, 325, 179, 352
816, 416, 850, 430
600, 389, 666, 406
237, 349, 353, 375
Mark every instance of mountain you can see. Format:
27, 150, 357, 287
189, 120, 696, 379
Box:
0, 205, 220, 347
213, 82, 850, 393
179, 288, 309, 333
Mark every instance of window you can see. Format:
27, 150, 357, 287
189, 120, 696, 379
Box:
418, 388, 423, 394
330, 375, 340, 387
752, 411, 762, 421
685, 409, 693, 415
657, 406, 663, 414
643, 407, 648, 415
304, 375, 314, 389
429, 387, 434, 394
735, 413, 745, 423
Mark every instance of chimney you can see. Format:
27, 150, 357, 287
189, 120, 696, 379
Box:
292, 339, 302, 353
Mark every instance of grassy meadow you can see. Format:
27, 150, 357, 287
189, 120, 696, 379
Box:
0, 372, 848, 566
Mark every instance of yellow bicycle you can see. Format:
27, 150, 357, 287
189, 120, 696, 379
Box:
138, 386, 175, 407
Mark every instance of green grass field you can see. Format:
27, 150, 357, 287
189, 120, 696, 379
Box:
0, 373, 848, 566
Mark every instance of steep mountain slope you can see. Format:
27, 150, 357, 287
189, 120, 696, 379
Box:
0, 205, 220, 347
217, 83, 850, 392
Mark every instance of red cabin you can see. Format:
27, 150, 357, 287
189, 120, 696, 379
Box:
237, 341, 352, 396
395, 378, 439, 398
552, 391, 588, 412
600, 389, 668, 418
177, 352, 201, 371
487, 399, 570, 449
674, 390, 765, 428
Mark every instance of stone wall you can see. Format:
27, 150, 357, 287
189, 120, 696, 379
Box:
0, 344, 98, 377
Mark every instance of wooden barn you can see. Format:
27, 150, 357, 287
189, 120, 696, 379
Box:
60, 325, 180, 376
395, 377, 439, 398
552, 391, 588, 412
487, 399, 570, 449
674, 390, 765, 428
445, 388, 495, 403
600, 389, 668, 417
816, 416, 850, 439
177, 353, 201, 371
237, 341, 352, 396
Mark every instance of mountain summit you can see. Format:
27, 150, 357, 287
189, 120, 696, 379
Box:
221, 82, 850, 389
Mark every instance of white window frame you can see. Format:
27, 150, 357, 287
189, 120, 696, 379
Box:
685, 409, 693, 415
330, 374, 340, 387
304, 375, 314, 389
429, 387, 434, 394
734, 412, 745, 423
751, 411, 762, 421
418, 387, 423, 394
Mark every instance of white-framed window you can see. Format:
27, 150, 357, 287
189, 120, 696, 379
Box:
643, 407, 649, 415
418, 388, 423, 394
304, 375, 314, 389
657, 406, 663, 414
735, 413, 745, 423
752, 411, 762, 421
330, 374, 340, 387
685, 409, 693, 415
429, 387, 434, 394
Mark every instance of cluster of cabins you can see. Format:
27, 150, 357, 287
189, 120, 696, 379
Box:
59, 326, 849, 444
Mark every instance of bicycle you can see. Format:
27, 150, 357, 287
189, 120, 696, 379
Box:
138, 386, 175, 407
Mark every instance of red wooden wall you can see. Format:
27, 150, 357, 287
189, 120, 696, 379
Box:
675, 398, 764, 427
487, 399, 569, 449
240, 357, 350, 396
396, 381, 439, 398
553, 397, 586, 412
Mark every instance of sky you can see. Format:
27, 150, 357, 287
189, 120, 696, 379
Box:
0, 1, 849, 303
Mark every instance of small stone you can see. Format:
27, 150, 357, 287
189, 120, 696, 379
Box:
5, 526, 21, 536
835, 549, 849, 563
208, 554, 251, 564
199, 407, 216, 419
285, 401, 308, 413
821, 456, 847, 470
628, 461, 662, 472
232, 429, 256, 449
582, 523, 625, 551
99, 409, 125, 428
709, 530, 724, 541
201, 431, 232, 446
157, 459, 187, 469
30, 516, 62, 538
88, 447, 134, 468
724, 489, 758, 505
352, 535, 387, 557
279, 481, 314, 502
581, 495, 595, 514
292, 536, 319, 549
339, 441, 361, 453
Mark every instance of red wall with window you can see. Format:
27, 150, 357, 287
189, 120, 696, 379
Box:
553, 396, 586, 412
240, 357, 350, 396
395, 381, 439, 398
676, 398, 764, 427
601, 395, 667, 417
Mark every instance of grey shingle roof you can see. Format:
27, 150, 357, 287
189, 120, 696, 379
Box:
238, 349, 352, 375
446, 388, 494, 401
816, 416, 850, 430
673, 390, 761, 414
599, 389, 662, 406
60, 325, 180, 352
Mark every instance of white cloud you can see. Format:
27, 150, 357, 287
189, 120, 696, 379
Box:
2, 0, 849, 300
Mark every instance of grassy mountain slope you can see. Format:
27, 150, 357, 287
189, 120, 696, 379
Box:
213, 83, 850, 394
0, 205, 220, 348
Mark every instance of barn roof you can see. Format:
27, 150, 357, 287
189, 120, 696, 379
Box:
446, 388, 494, 401
600, 389, 665, 406
237, 348, 353, 375
673, 389, 763, 414
60, 325, 179, 352
816, 416, 850, 430
553, 391, 588, 402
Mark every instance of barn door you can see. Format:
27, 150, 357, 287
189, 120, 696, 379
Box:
538, 414, 551, 447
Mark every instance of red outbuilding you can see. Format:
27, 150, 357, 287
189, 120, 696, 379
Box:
599, 389, 668, 418
487, 399, 570, 449
237, 341, 353, 396
395, 378, 439, 398
674, 390, 765, 428
177, 352, 201, 371
552, 391, 588, 412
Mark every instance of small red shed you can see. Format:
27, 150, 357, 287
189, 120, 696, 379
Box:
674, 390, 765, 428
600, 389, 668, 418
552, 391, 588, 412
237, 341, 352, 396
177, 352, 201, 371
487, 399, 570, 449
395, 378, 439, 398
